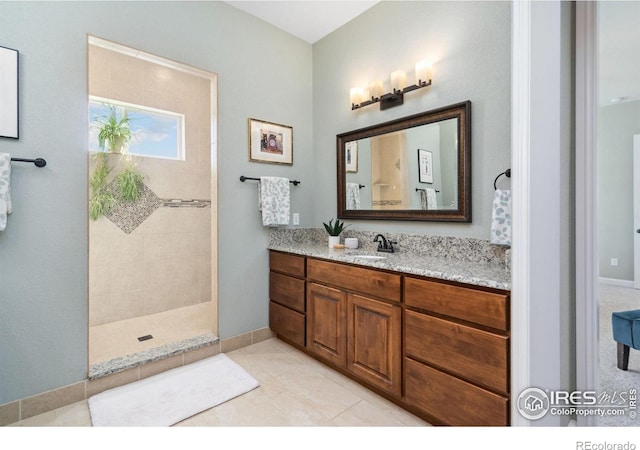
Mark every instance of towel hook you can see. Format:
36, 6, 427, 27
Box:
493, 169, 511, 190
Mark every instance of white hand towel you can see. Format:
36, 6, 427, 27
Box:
258, 177, 290, 226
346, 182, 361, 210
0, 153, 12, 231
426, 188, 438, 210
490, 189, 512, 246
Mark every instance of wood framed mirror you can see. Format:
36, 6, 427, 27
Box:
337, 101, 471, 222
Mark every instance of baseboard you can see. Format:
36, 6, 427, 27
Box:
0, 326, 274, 426
599, 277, 634, 288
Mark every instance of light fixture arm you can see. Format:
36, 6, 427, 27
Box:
351, 78, 432, 111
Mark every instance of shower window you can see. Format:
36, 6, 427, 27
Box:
89, 96, 185, 160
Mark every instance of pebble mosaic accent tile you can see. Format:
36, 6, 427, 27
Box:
103, 180, 163, 234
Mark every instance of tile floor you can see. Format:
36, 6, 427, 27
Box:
10, 337, 430, 427
89, 302, 216, 366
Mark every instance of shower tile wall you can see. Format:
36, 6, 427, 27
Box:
88, 45, 212, 326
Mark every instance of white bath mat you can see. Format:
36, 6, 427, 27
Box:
88, 353, 259, 427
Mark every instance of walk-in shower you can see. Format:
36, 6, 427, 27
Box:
87, 36, 218, 378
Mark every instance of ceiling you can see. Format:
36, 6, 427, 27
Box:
224, 1, 637, 108
224, 1, 379, 44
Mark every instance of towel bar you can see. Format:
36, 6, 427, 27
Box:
240, 175, 300, 186
11, 157, 47, 167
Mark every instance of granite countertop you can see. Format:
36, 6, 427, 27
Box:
268, 242, 511, 291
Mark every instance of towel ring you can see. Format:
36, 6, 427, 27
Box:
493, 169, 511, 190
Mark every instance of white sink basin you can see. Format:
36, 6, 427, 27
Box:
350, 255, 387, 260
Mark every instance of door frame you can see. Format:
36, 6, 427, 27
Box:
511, 1, 599, 427
634, 135, 640, 289
574, 1, 599, 427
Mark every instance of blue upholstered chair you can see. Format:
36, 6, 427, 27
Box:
612, 310, 640, 370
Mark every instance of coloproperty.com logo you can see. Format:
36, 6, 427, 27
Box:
517, 387, 637, 420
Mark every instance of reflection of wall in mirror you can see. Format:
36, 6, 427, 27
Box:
406, 119, 458, 210
407, 124, 441, 209
439, 119, 459, 209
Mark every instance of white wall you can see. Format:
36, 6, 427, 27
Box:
0, 1, 313, 405
598, 101, 640, 281
312, 1, 511, 237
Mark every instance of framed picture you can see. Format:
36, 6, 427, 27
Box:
0, 46, 19, 139
248, 118, 293, 165
345, 141, 358, 173
418, 149, 433, 183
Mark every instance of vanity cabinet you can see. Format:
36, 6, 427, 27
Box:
404, 276, 510, 426
268, 251, 306, 348
268, 250, 511, 426
307, 258, 402, 397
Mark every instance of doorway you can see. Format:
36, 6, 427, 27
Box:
576, 1, 640, 427
86, 36, 218, 377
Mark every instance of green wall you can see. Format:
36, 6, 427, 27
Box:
312, 1, 511, 237
0, 0, 513, 406
598, 100, 640, 282
0, 0, 313, 405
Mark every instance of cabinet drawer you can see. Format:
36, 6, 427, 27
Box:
307, 258, 401, 303
405, 357, 509, 426
405, 310, 509, 394
269, 301, 305, 348
405, 277, 509, 331
270, 271, 305, 313
270, 251, 305, 278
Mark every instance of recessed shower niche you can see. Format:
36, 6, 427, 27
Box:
87, 36, 218, 377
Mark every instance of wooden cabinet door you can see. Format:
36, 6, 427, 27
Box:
307, 282, 347, 368
347, 294, 401, 398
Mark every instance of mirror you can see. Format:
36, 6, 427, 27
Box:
337, 101, 471, 222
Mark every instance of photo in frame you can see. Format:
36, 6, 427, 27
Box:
345, 141, 358, 173
0, 46, 19, 139
418, 149, 433, 183
248, 118, 293, 165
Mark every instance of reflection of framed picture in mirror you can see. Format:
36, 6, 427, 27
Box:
418, 149, 433, 183
0, 46, 19, 139
248, 118, 293, 165
346, 141, 358, 172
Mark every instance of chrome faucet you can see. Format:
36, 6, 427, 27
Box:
373, 234, 397, 253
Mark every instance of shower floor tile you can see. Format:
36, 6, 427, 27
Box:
89, 302, 215, 366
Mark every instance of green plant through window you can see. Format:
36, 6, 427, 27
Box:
89, 96, 185, 160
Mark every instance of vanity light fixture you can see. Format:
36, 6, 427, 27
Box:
351, 60, 433, 111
